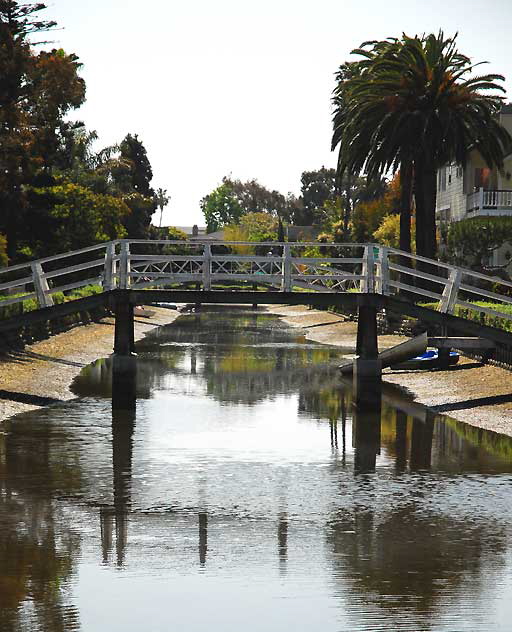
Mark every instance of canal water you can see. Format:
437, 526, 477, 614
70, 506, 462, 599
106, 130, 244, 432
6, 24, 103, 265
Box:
2, 308, 512, 631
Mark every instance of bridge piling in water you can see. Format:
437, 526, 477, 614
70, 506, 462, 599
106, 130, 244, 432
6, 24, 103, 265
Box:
113, 292, 135, 356
353, 302, 382, 402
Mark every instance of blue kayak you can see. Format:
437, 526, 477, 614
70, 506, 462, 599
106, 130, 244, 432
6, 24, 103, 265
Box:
390, 349, 460, 370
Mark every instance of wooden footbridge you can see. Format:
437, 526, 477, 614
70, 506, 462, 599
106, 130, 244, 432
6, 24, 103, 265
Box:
1, 239, 512, 379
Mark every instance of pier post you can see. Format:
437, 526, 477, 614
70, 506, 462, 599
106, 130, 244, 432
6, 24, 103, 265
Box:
112, 291, 137, 411
114, 292, 135, 356
354, 302, 381, 401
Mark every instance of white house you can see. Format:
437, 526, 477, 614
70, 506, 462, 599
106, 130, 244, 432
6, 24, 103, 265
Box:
436, 104, 512, 224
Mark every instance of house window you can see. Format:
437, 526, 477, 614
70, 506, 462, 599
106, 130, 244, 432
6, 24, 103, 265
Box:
474, 167, 491, 190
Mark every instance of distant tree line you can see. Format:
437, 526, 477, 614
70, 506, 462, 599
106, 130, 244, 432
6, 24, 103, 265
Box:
199, 169, 390, 244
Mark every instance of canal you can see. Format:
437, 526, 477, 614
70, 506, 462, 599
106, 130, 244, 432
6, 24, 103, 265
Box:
1, 307, 512, 631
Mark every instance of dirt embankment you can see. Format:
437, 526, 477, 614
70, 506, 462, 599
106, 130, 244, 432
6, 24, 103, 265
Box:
0, 307, 179, 423
268, 305, 512, 437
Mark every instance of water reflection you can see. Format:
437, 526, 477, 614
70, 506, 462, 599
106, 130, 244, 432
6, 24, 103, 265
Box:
2, 308, 512, 631
327, 504, 508, 631
0, 415, 81, 631
100, 408, 135, 567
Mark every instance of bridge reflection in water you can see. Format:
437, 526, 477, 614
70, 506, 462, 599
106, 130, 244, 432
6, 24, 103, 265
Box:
100, 371, 440, 574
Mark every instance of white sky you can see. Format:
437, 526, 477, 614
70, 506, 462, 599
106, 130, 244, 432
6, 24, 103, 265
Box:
45, 0, 512, 227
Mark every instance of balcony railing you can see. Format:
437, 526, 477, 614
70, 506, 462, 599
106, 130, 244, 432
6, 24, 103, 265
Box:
466, 188, 512, 214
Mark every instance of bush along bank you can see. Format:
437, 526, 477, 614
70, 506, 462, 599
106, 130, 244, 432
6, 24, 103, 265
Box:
0, 285, 110, 352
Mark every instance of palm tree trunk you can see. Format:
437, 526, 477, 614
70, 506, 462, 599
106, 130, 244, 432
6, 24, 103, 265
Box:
414, 160, 439, 293
399, 161, 413, 253
415, 160, 437, 260
343, 175, 352, 239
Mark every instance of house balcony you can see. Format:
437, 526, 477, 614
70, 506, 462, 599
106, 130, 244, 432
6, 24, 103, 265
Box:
466, 188, 512, 216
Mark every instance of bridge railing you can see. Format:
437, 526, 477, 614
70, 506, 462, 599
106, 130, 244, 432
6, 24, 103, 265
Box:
1, 239, 512, 328
381, 247, 512, 323
124, 240, 368, 293
0, 242, 116, 312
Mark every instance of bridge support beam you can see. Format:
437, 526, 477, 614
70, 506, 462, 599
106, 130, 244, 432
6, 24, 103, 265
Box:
353, 302, 382, 403
354, 304, 381, 373
114, 292, 135, 356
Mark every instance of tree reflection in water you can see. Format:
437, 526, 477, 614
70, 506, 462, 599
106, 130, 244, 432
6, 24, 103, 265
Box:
327, 505, 507, 630
0, 412, 81, 632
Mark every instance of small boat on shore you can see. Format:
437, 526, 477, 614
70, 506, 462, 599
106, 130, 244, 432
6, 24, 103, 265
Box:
390, 349, 460, 370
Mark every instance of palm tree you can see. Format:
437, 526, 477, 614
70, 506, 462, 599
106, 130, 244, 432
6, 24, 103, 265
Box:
333, 32, 511, 260
155, 187, 170, 228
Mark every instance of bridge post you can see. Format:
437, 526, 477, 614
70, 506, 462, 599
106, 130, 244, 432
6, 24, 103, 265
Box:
439, 268, 461, 314
203, 244, 211, 291
119, 242, 131, 290
354, 301, 382, 402
376, 246, 389, 295
103, 242, 117, 291
282, 245, 292, 292
361, 245, 375, 294
113, 291, 135, 356
31, 262, 54, 308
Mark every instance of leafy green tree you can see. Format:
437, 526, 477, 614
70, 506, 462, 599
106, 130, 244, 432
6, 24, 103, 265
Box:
26, 181, 128, 256
201, 181, 243, 232
0, 2, 86, 258
299, 167, 337, 225
119, 134, 154, 196
117, 134, 156, 237
351, 197, 393, 243
226, 177, 287, 216
122, 192, 156, 240
447, 217, 512, 271
240, 212, 277, 242
333, 32, 511, 259
28, 49, 86, 172
224, 213, 278, 255
165, 225, 187, 241
374, 213, 416, 250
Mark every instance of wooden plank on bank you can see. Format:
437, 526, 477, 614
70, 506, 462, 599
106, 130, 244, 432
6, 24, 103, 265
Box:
428, 337, 496, 350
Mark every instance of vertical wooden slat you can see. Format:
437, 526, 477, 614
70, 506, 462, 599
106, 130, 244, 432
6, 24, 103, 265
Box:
119, 242, 131, 290
282, 244, 292, 292
439, 268, 462, 314
31, 262, 54, 308
203, 244, 211, 290
103, 242, 116, 291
